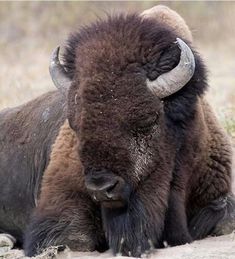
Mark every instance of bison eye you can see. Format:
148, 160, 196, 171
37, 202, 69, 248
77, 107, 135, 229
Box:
137, 123, 154, 134
132, 115, 158, 136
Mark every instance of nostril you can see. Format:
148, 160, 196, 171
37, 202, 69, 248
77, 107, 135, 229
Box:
106, 181, 118, 193
105, 181, 119, 198
85, 174, 119, 193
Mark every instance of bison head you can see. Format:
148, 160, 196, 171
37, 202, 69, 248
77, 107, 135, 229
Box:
49, 14, 195, 208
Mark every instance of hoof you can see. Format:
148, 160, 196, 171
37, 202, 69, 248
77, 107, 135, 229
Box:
35, 245, 66, 258
213, 217, 235, 236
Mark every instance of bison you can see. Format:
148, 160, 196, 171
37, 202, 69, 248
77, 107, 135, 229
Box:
0, 6, 234, 258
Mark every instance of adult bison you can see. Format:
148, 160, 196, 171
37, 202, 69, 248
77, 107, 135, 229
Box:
0, 6, 234, 258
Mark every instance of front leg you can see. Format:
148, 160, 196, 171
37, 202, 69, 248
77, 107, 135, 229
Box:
24, 121, 107, 256
24, 192, 107, 257
102, 173, 170, 257
164, 187, 192, 246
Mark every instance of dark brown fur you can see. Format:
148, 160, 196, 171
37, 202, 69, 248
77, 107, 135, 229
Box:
0, 13, 233, 257
0, 91, 66, 244
25, 14, 233, 257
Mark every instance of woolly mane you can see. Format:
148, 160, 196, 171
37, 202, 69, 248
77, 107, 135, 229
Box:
63, 14, 208, 127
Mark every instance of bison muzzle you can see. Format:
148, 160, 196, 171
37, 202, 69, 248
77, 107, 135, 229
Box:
85, 169, 131, 208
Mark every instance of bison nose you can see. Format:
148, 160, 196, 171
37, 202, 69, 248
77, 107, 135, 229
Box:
85, 170, 130, 206
85, 175, 118, 195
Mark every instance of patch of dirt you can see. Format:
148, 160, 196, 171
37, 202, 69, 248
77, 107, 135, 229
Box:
1, 234, 235, 259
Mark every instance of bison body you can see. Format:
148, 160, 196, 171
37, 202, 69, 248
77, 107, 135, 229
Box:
0, 91, 66, 243
0, 10, 234, 258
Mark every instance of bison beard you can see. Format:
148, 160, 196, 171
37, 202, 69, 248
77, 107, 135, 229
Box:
101, 162, 171, 256
0, 7, 233, 259
102, 198, 162, 257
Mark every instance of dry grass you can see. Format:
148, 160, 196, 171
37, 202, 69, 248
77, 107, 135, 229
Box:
200, 45, 235, 140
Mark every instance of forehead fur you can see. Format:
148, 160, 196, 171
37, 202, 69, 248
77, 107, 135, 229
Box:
63, 14, 179, 80
65, 13, 208, 130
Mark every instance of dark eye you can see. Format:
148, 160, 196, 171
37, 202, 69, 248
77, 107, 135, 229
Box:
133, 114, 158, 135
137, 122, 154, 134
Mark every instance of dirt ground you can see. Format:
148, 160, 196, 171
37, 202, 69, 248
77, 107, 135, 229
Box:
1, 233, 235, 259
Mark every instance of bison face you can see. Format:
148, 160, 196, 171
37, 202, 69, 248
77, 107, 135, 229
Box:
67, 72, 166, 208
49, 15, 195, 209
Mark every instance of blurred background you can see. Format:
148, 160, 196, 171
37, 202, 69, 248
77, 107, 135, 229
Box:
0, 1, 234, 140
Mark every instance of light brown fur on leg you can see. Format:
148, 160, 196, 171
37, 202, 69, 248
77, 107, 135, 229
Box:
25, 121, 106, 255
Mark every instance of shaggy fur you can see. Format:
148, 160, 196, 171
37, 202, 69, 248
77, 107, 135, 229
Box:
0, 8, 233, 258
0, 91, 66, 244
23, 13, 233, 257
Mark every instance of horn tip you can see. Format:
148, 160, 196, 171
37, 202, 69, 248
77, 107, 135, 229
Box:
176, 37, 184, 46
176, 38, 190, 51
50, 46, 61, 66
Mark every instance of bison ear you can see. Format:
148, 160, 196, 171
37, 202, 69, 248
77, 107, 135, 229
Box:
49, 46, 72, 95
146, 38, 195, 98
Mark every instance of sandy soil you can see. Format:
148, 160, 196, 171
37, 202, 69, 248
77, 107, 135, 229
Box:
1, 233, 235, 259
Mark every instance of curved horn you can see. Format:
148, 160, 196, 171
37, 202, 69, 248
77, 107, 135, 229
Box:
49, 46, 71, 95
146, 38, 195, 98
